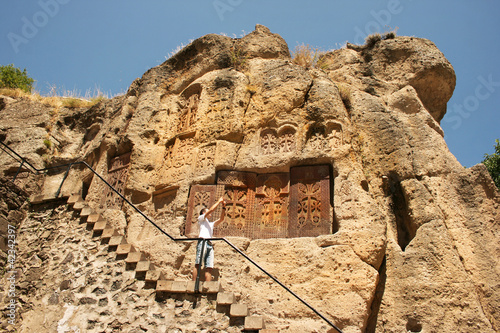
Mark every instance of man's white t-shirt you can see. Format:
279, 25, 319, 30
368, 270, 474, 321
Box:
198, 214, 215, 238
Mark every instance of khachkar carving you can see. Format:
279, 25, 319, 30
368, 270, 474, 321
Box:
215, 171, 256, 238
289, 165, 331, 237
327, 122, 343, 149
260, 126, 297, 155
172, 135, 195, 168
177, 93, 199, 133
100, 152, 131, 210
306, 122, 343, 151
160, 133, 196, 182
185, 185, 217, 237
153, 187, 178, 219
254, 174, 289, 239
195, 145, 215, 171
184, 167, 331, 239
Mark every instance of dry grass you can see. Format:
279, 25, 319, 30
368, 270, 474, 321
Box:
292, 44, 329, 70
0, 86, 109, 108
337, 83, 352, 110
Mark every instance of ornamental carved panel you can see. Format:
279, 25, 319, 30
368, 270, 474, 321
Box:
184, 166, 331, 239
289, 165, 331, 238
327, 122, 343, 149
214, 171, 256, 238
195, 145, 215, 171
185, 185, 217, 238
178, 93, 199, 133
159, 133, 196, 183
307, 126, 327, 151
100, 152, 131, 210
172, 135, 195, 168
260, 129, 278, 155
260, 127, 297, 155
254, 173, 290, 239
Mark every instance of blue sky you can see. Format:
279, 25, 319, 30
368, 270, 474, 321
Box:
1, 0, 499, 168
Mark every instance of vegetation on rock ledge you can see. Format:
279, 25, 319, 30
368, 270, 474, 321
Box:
482, 139, 500, 189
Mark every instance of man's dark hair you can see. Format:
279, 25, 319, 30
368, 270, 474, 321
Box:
199, 207, 207, 216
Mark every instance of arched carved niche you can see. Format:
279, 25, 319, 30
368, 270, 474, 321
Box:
326, 121, 343, 149
306, 122, 344, 151
99, 152, 131, 210
177, 83, 202, 134
260, 125, 297, 155
159, 132, 196, 185
306, 125, 327, 151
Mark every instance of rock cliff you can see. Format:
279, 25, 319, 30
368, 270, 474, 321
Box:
1, 24, 499, 333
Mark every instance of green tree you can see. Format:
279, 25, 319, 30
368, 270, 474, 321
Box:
0, 64, 35, 93
482, 139, 500, 190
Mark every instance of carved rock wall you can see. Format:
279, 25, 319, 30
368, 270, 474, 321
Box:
0, 24, 499, 333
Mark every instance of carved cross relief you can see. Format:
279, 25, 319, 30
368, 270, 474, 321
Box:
307, 123, 344, 151
260, 127, 297, 155
185, 165, 332, 239
178, 93, 199, 133
100, 152, 131, 210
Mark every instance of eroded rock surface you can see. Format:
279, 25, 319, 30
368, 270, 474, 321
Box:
1, 25, 498, 332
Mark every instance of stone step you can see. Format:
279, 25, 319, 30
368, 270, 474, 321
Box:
101, 228, 119, 240
108, 235, 127, 247
145, 270, 165, 283
156, 280, 173, 292
87, 213, 103, 224
135, 261, 154, 273
73, 200, 86, 211
80, 206, 93, 217
259, 330, 279, 333
244, 316, 266, 331
93, 221, 108, 232
30, 194, 62, 204
230, 303, 249, 317
217, 292, 235, 305
116, 244, 136, 256
67, 194, 83, 205
125, 251, 147, 264
168, 281, 188, 293
201, 281, 221, 294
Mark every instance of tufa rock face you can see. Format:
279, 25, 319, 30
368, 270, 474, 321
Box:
1, 25, 498, 333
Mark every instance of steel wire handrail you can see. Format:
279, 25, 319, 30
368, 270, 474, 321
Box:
0, 140, 343, 333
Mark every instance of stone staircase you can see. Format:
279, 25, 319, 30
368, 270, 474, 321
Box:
32, 193, 278, 333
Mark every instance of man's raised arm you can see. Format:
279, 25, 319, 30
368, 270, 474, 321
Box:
204, 197, 225, 219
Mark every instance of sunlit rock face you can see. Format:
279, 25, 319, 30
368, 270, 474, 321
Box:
1, 24, 498, 333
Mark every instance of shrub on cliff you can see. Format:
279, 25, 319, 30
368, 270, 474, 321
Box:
482, 139, 500, 190
0, 64, 35, 93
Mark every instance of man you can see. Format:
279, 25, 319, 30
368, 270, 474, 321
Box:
192, 197, 226, 282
